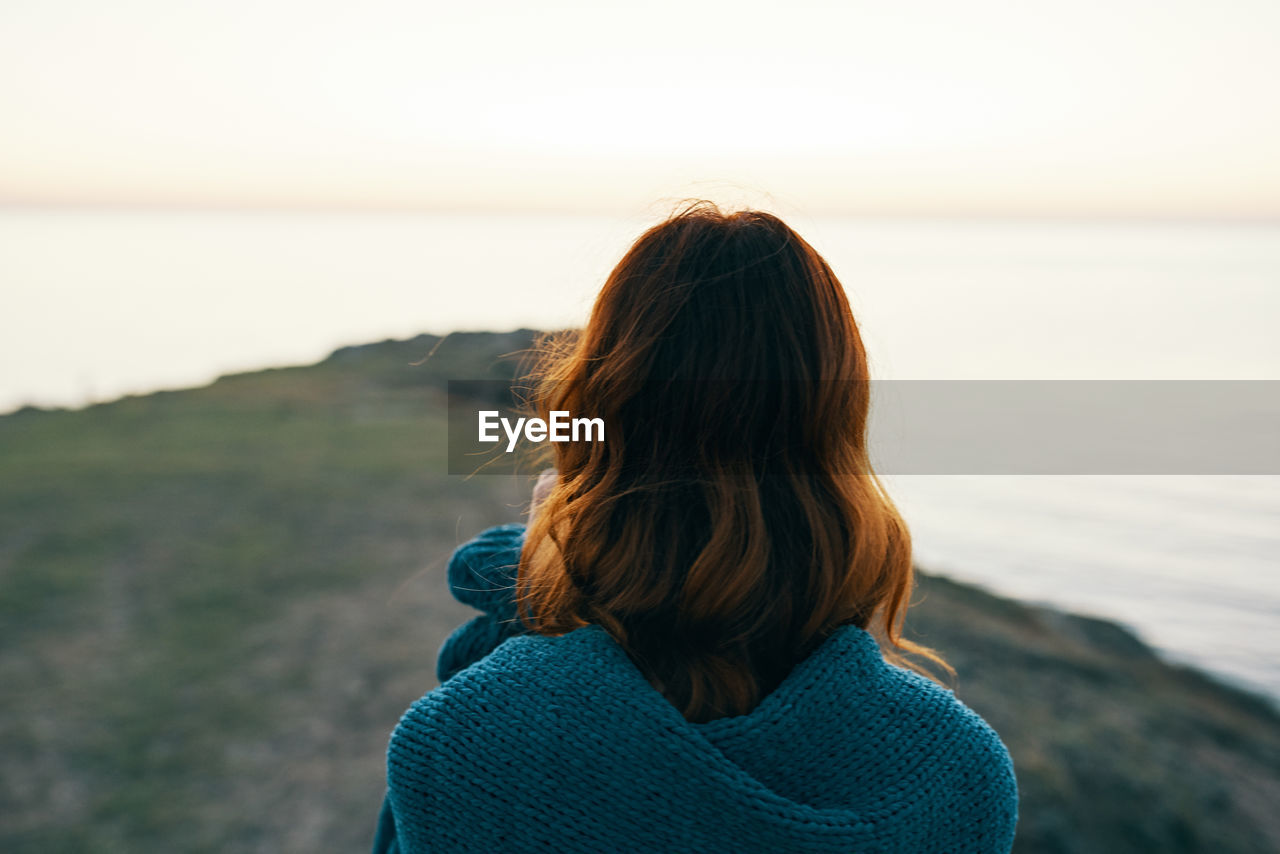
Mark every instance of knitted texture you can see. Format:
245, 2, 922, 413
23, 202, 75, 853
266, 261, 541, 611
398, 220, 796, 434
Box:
377, 524, 1018, 853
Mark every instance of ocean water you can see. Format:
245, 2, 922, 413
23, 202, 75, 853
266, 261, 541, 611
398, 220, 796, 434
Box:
885, 474, 1280, 700
2, 209, 1277, 699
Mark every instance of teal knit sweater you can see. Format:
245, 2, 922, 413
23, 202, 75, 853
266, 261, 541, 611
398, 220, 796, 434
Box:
375, 524, 1018, 853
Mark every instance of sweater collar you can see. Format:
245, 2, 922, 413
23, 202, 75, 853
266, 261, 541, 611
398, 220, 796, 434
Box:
571, 622, 888, 735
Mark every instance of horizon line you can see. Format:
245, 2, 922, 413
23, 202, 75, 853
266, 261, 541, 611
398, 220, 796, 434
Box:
4, 198, 1280, 226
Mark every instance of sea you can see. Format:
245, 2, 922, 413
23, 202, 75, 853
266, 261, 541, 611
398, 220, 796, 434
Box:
2, 208, 1277, 701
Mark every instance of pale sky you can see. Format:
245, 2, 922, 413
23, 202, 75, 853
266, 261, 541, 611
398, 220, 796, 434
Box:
2, 0, 1279, 215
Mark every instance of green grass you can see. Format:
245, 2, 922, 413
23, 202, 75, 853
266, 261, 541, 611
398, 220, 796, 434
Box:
0, 333, 531, 852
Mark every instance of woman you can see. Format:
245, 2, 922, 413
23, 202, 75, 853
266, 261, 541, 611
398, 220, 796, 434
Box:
374, 202, 1018, 853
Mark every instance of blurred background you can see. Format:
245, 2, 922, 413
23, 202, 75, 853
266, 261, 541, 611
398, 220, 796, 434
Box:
2, 1, 1278, 851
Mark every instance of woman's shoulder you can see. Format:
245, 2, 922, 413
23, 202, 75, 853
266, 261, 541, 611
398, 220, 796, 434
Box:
866, 653, 1018, 827
405, 625, 624, 726
711, 624, 1014, 778
389, 625, 646, 789
868, 650, 1015, 773
809, 631, 1017, 839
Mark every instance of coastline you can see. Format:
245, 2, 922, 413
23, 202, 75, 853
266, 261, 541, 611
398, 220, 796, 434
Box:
2, 329, 1277, 851
906, 570, 1280, 852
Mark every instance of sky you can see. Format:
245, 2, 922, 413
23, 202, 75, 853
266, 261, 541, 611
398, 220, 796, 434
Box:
2, 0, 1279, 216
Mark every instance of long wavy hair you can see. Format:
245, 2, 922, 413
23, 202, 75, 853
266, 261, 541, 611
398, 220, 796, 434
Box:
516, 201, 948, 723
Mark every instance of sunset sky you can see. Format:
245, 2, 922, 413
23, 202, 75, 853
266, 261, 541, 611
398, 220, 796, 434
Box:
2, 0, 1279, 216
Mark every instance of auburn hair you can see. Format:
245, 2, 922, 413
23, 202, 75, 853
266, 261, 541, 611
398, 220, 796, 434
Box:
516, 201, 949, 723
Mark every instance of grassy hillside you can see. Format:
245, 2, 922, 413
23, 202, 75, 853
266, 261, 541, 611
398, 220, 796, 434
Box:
1, 330, 1277, 853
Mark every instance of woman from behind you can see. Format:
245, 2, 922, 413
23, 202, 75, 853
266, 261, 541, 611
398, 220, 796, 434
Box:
375, 201, 1018, 853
